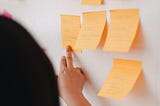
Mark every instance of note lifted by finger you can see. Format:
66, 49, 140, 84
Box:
61, 15, 81, 52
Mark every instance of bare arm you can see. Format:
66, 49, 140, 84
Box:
58, 45, 91, 106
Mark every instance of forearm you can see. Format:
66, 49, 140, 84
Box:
65, 93, 91, 106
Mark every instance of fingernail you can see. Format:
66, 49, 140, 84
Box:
66, 45, 70, 49
66, 45, 71, 51
61, 56, 65, 59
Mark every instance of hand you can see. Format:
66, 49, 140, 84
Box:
58, 45, 91, 106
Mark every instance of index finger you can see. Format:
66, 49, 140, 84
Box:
66, 45, 73, 69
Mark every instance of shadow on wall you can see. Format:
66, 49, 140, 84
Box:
129, 71, 154, 102
73, 53, 153, 106
131, 23, 146, 52
84, 72, 111, 106
72, 23, 149, 106
73, 53, 111, 106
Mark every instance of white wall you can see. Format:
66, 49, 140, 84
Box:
0, 0, 159, 106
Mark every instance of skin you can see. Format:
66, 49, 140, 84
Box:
58, 45, 91, 106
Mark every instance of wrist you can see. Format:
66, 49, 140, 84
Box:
64, 92, 83, 103
65, 93, 91, 106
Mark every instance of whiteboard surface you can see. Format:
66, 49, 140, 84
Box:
0, 0, 160, 106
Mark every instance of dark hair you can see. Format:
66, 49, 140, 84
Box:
0, 16, 59, 106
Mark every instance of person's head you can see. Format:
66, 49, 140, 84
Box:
0, 16, 59, 106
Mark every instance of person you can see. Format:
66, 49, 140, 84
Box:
0, 16, 91, 106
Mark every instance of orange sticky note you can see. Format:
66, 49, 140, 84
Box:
103, 9, 140, 52
98, 58, 142, 99
75, 11, 107, 50
82, 0, 103, 5
61, 15, 81, 52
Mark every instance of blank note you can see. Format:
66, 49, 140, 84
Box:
98, 58, 142, 99
82, 0, 103, 5
75, 11, 107, 50
61, 15, 81, 51
103, 9, 140, 52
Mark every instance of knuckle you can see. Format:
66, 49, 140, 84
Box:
61, 56, 66, 60
76, 67, 82, 71
66, 48, 70, 52
75, 68, 84, 74
67, 56, 72, 60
